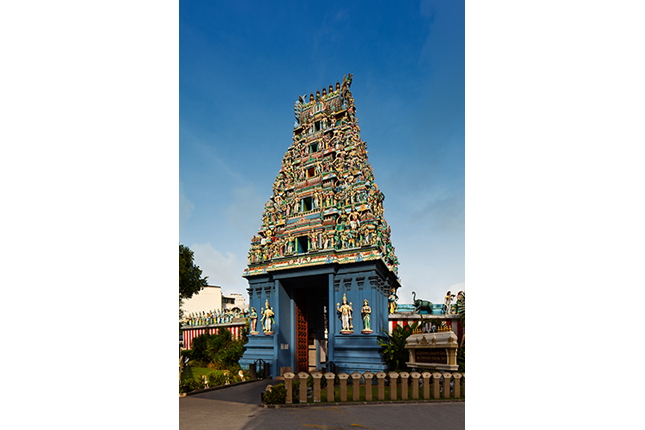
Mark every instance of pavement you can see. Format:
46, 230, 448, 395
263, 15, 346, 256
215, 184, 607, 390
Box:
179, 379, 465, 430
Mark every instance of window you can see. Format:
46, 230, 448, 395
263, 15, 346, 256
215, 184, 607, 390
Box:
302, 196, 312, 211
297, 236, 308, 254
310, 142, 319, 153
306, 167, 315, 178
315, 121, 321, 132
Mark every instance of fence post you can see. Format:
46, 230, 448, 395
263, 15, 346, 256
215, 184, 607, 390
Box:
453, 373, 462, 398
422, 372, 432, 399
283, 372, 295, 404
410, 371, 421, 400
324, 372, 335, 402
298, 371, 309, 403
442, 372, 452, 399
338, 373, 350, 402
399, 371, 409, 400
363, 371, 374, 401
388, 372, 399, 401
311, 371, 323, 402
432, 372, 442, 399
350, 372, 362, 401
376, 372, 386, 400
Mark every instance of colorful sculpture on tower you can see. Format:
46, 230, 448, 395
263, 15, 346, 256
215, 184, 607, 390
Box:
244, 73, 400, 278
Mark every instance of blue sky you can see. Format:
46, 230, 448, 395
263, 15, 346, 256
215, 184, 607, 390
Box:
179, 1, 464, 305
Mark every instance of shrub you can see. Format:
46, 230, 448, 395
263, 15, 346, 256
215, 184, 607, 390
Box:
188, 330, 247, 369
183, 377, 205, 392
207, 371, 227, 387
377, 320, 421, 371
263, 383, 287, 404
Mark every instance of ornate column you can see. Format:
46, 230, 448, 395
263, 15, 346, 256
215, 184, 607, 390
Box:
311, 371, 323, 402
283, 372, 295, 404
350, 372, 362, 401
324, 372, 335, 402
363, 371, 374, 401
338, 373, 349, 402
388, 371, 399, 401
432, 372, 442, 399
298, 371, 309, 403
442, 372, 452, 399
410, 371, 421, 400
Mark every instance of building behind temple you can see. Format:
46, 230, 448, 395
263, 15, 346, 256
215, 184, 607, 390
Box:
240, 75, 402, 377
181, 285, 247, 316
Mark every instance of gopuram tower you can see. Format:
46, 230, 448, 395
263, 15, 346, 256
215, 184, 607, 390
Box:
240, 74, 401, 377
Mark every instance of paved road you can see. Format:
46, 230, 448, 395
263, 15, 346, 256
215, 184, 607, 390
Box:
180, 380, 465, 430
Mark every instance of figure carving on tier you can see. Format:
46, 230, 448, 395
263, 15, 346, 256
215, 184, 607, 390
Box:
249, 307, 259, 335
261, 299, 275, 335
456, 291, 465, 315
443, 291, 456, 315
361, 299, 372, 334
388, 288, 398, 314
337, 293, 353, 334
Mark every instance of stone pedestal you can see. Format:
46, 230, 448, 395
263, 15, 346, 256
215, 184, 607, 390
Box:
388, 372, 399, 401
376, 372, 386, 401
350, 372, 362, 401
338, 373, 349, 402
311, 371, 323, 402
283, 372, 295, 403
324, 372, 335, 402
363, 371, 374, 401
298, 371, 309, 403
410, 371, 420, 400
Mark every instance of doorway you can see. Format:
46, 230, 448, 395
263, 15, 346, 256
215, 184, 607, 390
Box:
286, 276, 328, 373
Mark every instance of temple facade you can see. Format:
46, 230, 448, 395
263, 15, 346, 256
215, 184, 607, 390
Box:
239, 75, 401, 377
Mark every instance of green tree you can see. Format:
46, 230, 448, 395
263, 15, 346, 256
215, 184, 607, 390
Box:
179, 244, 208, 319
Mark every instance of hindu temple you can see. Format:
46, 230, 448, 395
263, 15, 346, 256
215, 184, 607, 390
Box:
239, 74, 402, 377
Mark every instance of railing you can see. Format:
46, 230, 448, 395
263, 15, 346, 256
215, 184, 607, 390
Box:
180, 321, 246, 349
280, 371, 464, 404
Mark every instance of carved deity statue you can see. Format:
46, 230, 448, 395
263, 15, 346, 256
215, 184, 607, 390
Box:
249, 307, 258, 334
444, 291, 456, 315
337, 294, 353, 333
388, 288, 398, 314
361, 299, 372, 333
261, 300, 275, 334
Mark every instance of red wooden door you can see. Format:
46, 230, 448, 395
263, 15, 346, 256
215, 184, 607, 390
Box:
295, 289, 308, 372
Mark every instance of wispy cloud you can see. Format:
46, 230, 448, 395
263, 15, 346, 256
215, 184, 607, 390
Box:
225, 184, 266, 237
179, 180, 194, 231
190, 242, 245, 290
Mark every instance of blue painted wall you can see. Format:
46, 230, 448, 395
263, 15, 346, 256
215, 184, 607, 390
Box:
240, 259, 400, 377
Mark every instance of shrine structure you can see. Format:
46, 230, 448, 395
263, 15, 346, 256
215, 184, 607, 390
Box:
239, 75, 401, 377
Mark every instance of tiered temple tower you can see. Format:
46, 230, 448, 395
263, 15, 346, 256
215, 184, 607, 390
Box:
240, 74, 401, 377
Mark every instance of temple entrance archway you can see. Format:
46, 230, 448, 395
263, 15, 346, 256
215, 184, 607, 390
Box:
280, 274, 328, 373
